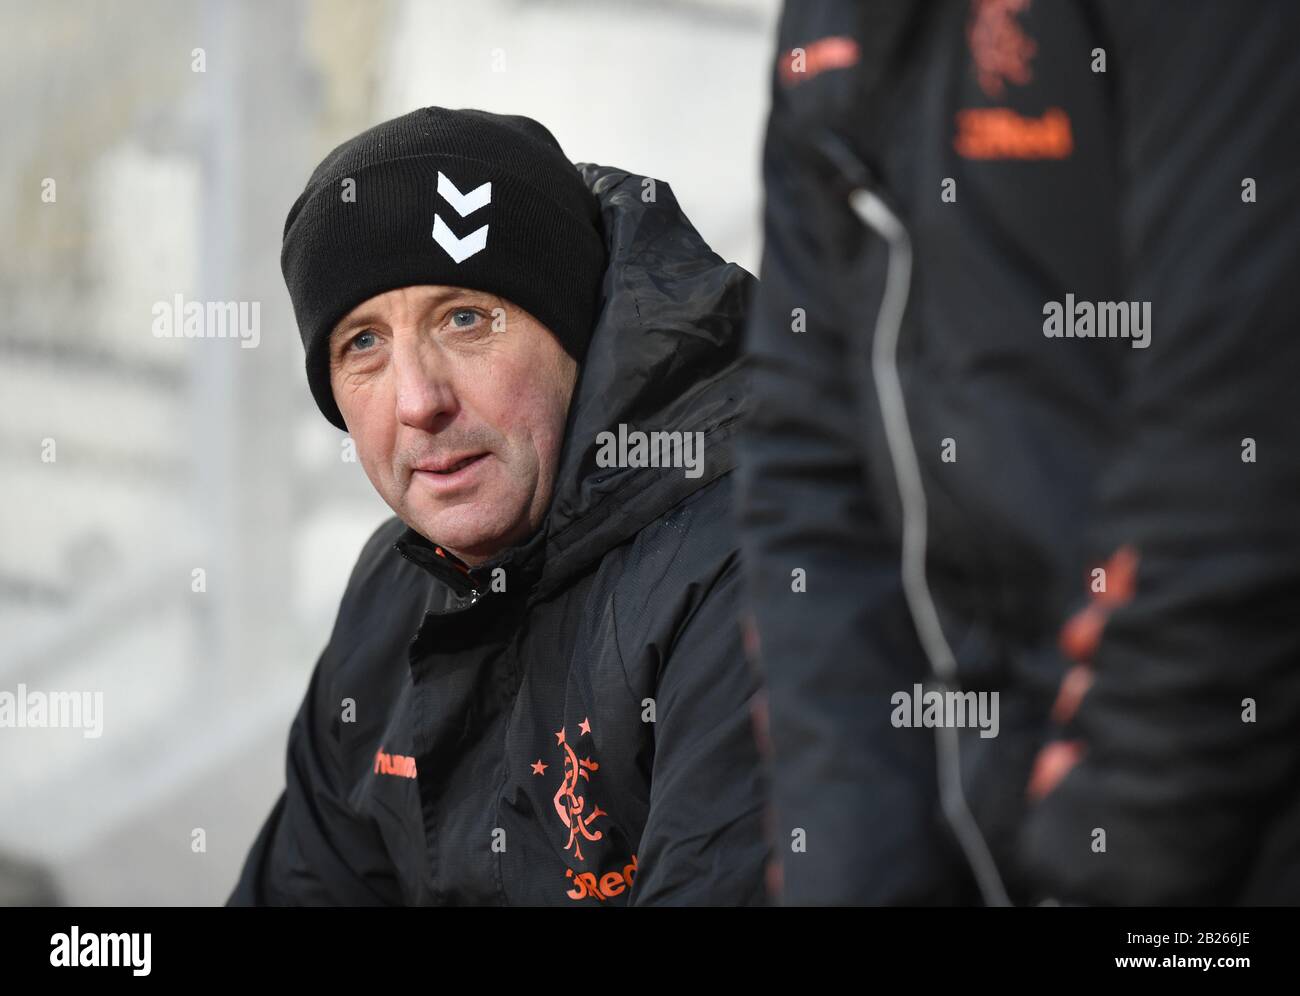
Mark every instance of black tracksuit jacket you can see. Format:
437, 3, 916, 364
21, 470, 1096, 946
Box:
228, 164, 768, 906
736, 0, 1300, 905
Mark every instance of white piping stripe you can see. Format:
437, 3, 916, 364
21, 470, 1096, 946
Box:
849, 187, 1012, 907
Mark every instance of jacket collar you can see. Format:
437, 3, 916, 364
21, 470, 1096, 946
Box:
394, 522, 546, 602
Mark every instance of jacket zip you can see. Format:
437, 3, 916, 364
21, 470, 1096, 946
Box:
396, 544, 483, 608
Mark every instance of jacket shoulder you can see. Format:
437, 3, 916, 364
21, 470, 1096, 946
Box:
349, 515, 409, 586
604, 473, 740, 650
322, 515, 430, 662
625, 473, 737, 577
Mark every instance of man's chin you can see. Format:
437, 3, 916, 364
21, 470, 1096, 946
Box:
403, 503, 514, 564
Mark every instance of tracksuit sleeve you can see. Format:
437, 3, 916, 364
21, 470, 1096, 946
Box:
1021, 0, 1300, 904
225, 646, 403, 906
625, 554, 770, 906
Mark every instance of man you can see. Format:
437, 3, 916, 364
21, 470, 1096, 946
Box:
737, 0, 1300, 904
228, 107, 767, 905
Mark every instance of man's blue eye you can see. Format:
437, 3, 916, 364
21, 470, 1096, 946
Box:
351, 330, 377, 350
451, 309, 479, 328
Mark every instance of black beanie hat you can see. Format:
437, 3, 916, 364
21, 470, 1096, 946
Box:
281, 106, 607, 430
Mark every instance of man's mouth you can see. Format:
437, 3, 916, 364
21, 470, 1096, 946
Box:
410, 453, 489, 491
414, 452, 487, 474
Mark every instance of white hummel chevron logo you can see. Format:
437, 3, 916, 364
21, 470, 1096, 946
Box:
432, 171, 492, 263
437, 171, 491, 216
432, 215, 488, 264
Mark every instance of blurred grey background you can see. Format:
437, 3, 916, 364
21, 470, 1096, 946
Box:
0, 0, 776, 904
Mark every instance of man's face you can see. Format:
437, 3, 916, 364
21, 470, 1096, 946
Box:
329, 285, 578, 566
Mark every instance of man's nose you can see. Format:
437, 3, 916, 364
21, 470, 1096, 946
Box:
392, 333, 457, 429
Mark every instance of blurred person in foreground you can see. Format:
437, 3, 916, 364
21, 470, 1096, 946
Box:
737, 0, 1300, 904
228, 107, 766, 905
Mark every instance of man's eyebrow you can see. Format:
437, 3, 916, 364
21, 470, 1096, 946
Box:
328, 288, 494, 345
330, 310, 384, 342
